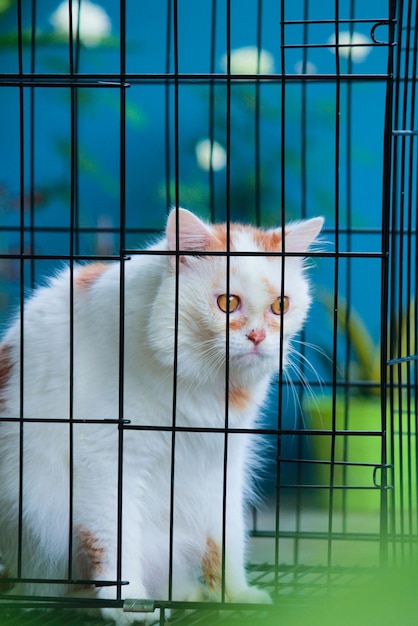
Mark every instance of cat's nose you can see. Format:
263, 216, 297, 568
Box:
247, 328, 266, 345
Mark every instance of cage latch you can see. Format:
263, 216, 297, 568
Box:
370, 20, 396, 46
123, 598, 156, 613
373, 464, 394, 489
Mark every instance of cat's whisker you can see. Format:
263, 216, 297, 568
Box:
290, 341, 325, 389
282, 343, 325, 431
198, 351, 225, 382
288, 353, 322, 401
293, 340, 331, 364
282, 370, 305, 428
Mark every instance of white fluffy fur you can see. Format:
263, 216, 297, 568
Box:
0, 209, 323, 624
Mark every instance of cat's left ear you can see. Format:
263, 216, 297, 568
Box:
284, 216, 324, 252
166, 208, 213, 268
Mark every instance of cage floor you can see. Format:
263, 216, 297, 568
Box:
0, 561, 379, 626
0, 505, 382, 625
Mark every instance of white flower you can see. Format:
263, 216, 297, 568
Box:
220, 46, 274, 74
328, 31, 371, 62
294, 60, 317, 75
50, 0, 111, 47
195, 139, 227, 172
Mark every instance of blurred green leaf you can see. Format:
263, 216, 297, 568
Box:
320, 292, 381, 391
0, 0, 13, 15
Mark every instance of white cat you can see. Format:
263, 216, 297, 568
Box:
0, 208, 323, 624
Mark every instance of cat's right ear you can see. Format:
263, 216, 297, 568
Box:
166, 208, 212, 268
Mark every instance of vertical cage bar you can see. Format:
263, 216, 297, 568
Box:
17, 0, 25, 582
387, 0, 404, 565
168, 0, 180, 603
208, 0, 217, 222
220, 0, 232, 603
340, 0, 355, 531
164, 0, 172, 208
378, 0, 397, 567
397, 4, 408, 559
117, 0, 128, 601
410, 0, 418, 528
250, 0, 263, 538
254, 0, 263, 226
29, 0, 36, 290
404, 0, 417, 552
327, 0, 342, 579
67, 0, 84, 582
275, 0, 286, 594
293, 0, 310, 570
67, 87, 76, 584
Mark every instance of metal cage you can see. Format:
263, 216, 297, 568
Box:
0, 0, 416, 624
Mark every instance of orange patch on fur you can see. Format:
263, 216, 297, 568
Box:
262, 277, 279, 300
204, 222, 284, 255
253, 228, 283, 253
229, 317, 246, 331
228, 385, 252, 411
204, 223, 260, 252
77, 526, 105, 576
202, 537, 222, 592
0, 344, 12, 407
74, 263, 108, 290
207, 224, 229, 251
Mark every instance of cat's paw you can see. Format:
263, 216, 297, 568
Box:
230, 585, 272, 605
100, 606, 162, 625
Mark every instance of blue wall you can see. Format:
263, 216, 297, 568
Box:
0, 0, 390, 390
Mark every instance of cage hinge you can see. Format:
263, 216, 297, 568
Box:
123, 598, 156, 613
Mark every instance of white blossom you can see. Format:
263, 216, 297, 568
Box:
328, 31, 371, 62
195, 139, 227, 172
220, 46, 274, 74
294, 60, 317, 75
50, 0, 111, 47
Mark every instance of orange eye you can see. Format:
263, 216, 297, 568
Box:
271, 296, 289, 315
217, 294, 241, 313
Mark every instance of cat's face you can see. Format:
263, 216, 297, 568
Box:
149, 209, 323, 386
